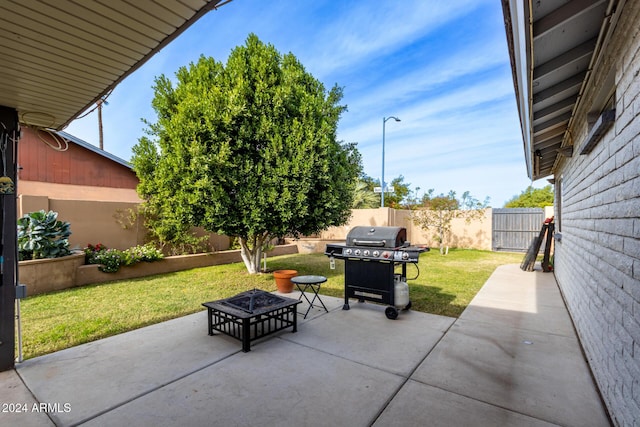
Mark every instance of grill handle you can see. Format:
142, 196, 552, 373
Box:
352, 239, 386, 247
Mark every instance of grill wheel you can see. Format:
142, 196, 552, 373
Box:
385, 307, 398, 319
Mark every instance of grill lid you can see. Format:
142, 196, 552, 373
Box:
346, 226, 407, 248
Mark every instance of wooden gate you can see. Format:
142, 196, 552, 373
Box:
492, 208, 544, 252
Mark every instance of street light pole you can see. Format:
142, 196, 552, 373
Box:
381, 116, 401, 207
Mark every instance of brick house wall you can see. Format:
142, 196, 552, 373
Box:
552, 3, 640, 425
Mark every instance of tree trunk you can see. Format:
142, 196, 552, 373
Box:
238, 233, 270, 274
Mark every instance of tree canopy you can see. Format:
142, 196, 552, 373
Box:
352, 180, 379, 209
132, 34, 361, 273
504, 185, 554, 208
358, 174, 411, 208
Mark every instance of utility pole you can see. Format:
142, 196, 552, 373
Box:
97, 99, 104, 150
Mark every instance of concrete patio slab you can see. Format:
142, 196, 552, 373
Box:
16, 312, 240, 426
412, 265, 610, 427
284, 299, 455, 376
468, 264, 566, 306
81, 338, 406, 427
0, 369, 54, 427
373, 380, 559, 427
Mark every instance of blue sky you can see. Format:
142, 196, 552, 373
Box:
65, 0, 547, 207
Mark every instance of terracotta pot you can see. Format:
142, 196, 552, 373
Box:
273, 269, 298, 293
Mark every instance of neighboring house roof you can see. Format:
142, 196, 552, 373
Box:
57, 130, 132, 169
0, 0, 232, 130
18, 126, 139, 190
501, 0, 615, 180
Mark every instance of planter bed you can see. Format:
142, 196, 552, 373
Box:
19, 244, 299, 296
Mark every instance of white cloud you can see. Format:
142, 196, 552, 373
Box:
64, 0, 534, 208
303, 0, 487, 78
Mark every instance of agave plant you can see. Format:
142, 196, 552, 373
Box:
17, 210, 72, 260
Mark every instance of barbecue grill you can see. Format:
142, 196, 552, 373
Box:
325, 226, 428, 319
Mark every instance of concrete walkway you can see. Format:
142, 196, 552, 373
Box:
1, 264, 610, 426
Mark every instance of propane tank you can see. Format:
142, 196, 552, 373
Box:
394, 274, 410, 308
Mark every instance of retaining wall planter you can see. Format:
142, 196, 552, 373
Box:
18, 252, 86, 296
19, 244, 299, 296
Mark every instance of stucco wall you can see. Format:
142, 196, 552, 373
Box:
18, 192, 230, 253
552, 3, 640, 425
297, 207, 494, 252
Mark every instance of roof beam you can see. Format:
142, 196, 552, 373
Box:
533, 95, 577, 124
533, 72, 585, 106
533, 37, 597, 80
533, 111, 572, 135
533, 0, 605, 39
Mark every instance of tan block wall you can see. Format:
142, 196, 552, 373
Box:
19, 194, 146, 250
18, 189, 230, 252
299, 207, 493, 252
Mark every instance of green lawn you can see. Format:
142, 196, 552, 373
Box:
19, 249, 522, 359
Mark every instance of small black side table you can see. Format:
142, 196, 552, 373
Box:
291, 275, 328, 319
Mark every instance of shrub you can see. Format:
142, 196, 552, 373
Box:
91, 248, 124, 273
122, 244, 164, 265
18, 210, 71, 260
84, 243, 163, 273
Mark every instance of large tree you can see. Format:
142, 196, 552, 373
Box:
132, 34, 361, 273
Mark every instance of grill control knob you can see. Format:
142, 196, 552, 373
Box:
373, 251, 380, 257
382, 251, 391, 259
345, 248, 352, 255
363, 250, 370, 256
402, 252, 409, 260
355, 249, 361, 256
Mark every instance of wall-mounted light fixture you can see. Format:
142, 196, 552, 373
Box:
534, 149, 542, 177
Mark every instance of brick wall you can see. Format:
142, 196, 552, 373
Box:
553, 3, 640, 425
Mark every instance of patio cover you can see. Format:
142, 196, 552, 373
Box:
501, 0, 617, 180
0, 0, 231, 130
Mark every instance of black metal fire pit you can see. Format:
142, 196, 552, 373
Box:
202, 289, 301, 352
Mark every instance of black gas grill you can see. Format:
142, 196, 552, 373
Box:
325, 226, 428, 319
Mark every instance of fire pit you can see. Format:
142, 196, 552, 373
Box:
202, 289, 301, 352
